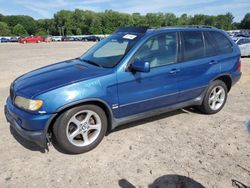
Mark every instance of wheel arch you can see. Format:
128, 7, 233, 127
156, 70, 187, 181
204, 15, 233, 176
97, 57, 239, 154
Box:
46, 99, 114, 136
213, 74, 232, 92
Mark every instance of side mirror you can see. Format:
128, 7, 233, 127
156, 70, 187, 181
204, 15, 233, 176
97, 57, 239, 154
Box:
130, 59, 150, 73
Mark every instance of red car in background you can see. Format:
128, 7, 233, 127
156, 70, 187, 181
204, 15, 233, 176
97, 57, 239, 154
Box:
19, 36, 44, 43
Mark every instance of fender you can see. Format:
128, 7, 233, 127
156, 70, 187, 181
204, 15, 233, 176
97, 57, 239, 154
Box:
210, 73, 232, 83
209, 73, 233, 91
43, 98, 115, 134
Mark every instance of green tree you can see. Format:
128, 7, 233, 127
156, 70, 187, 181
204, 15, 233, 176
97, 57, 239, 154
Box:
146, 13, 165, 27
54, 10, 73, 35
0, 21, 11, 35
191, 14, 207, 25
36, 30, 47, 36
177, 14, 191, 25
101, 10, 121, 33
3, 15, 37, 35
37, 19, 56, 35
0, 14, 4, 22
0, 10, 247, 36
131, 13, 147, 26
76, 28, 82, 35
163, 13, 177, 26
240, 13, 250, 29
13, 24, 28, 36
90, 16, 103, 34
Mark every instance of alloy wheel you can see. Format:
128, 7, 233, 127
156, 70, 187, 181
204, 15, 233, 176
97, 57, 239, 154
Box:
66, 110, 101, 147
208, 86, 226, 111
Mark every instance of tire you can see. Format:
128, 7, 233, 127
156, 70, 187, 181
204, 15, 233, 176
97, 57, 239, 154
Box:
53, 105, 107, 154
199, 80, 228, 114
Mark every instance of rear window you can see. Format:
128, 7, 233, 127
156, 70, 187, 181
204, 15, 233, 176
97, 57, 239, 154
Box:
182, 31, 204, 61
210, 31, 233, 54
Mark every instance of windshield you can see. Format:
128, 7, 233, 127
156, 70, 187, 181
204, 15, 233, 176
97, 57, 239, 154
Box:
79, 33, 142, 68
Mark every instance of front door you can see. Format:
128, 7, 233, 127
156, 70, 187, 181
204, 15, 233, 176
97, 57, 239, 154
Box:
117, 32, 180, 118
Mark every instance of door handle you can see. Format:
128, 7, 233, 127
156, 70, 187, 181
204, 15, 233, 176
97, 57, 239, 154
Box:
169, 68, 180, 74
209, 60, 218, 65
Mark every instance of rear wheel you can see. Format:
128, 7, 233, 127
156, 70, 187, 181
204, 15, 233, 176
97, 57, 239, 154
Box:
53, 105, 107, 154
199, 80, 228, 114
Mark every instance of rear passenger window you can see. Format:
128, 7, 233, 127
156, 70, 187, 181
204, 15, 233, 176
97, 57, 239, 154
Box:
182, 31, 204, 61
210, 31, 232, 54
204, 32, 217, 57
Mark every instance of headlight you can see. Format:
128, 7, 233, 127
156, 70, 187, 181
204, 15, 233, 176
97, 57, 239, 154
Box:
14, 96, 43, 111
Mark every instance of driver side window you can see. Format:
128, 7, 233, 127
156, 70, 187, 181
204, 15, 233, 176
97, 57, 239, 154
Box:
134, 32, 177, 68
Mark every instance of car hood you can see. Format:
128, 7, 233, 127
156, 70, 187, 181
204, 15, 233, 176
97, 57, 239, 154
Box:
13, 59, 113, 98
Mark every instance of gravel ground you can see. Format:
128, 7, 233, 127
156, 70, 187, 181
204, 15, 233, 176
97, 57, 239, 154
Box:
0, 42, 249, 188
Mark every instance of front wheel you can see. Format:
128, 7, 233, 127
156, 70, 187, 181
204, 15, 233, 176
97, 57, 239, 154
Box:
199, 80, 228, 114
53, 105, 107, 154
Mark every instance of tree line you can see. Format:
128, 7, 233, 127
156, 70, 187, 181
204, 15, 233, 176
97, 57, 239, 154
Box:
0, 10, 250, 37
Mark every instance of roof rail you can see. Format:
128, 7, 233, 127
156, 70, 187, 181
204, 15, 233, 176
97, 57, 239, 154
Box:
150, 25, 217, 29
115, 25, 217, 34
182, 25, 217, 29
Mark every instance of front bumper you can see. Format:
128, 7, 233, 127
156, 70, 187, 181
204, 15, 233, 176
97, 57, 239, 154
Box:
4, 98, 55, 148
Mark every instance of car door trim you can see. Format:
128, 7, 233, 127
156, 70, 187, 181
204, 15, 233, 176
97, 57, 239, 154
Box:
119, 85, 207, 108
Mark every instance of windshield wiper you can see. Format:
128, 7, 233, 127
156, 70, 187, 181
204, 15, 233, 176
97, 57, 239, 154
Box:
81, 58, 103, 68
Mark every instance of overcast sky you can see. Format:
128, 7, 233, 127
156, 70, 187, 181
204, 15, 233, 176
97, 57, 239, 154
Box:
0, 0, 249, 22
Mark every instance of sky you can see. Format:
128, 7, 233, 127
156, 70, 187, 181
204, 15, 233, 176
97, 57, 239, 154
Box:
0, 0, 249, 22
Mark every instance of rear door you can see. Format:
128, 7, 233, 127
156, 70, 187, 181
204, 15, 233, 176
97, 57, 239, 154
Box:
209, 30, 239, 76
177, 30, 221, 103
117, 32, 180, 118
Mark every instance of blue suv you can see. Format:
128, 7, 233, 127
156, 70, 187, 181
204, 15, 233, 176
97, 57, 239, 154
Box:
5, 26, 241, 154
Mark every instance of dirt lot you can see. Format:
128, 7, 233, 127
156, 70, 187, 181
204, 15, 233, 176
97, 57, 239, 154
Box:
0, 42, 249, 188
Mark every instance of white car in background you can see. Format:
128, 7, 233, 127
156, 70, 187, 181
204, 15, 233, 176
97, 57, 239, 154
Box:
52, 36, 62, 42
235, 37, 250, 56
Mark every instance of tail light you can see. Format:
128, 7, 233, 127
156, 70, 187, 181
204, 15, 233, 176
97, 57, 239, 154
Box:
237, 59, 241, 71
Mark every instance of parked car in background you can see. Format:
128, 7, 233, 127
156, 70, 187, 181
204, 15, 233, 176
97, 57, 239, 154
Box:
5, 26, 241, 154
44, 36, 52, 43
19, 36, 44, 44
235, 37, 250, 56
52, 36, 62, 42
81, 35, 100, 42
235, 33, 250, 38
9, 37, 19, 42
61, 36, 75, 41
0, 37, 10, 43
73, 37, 81, 41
